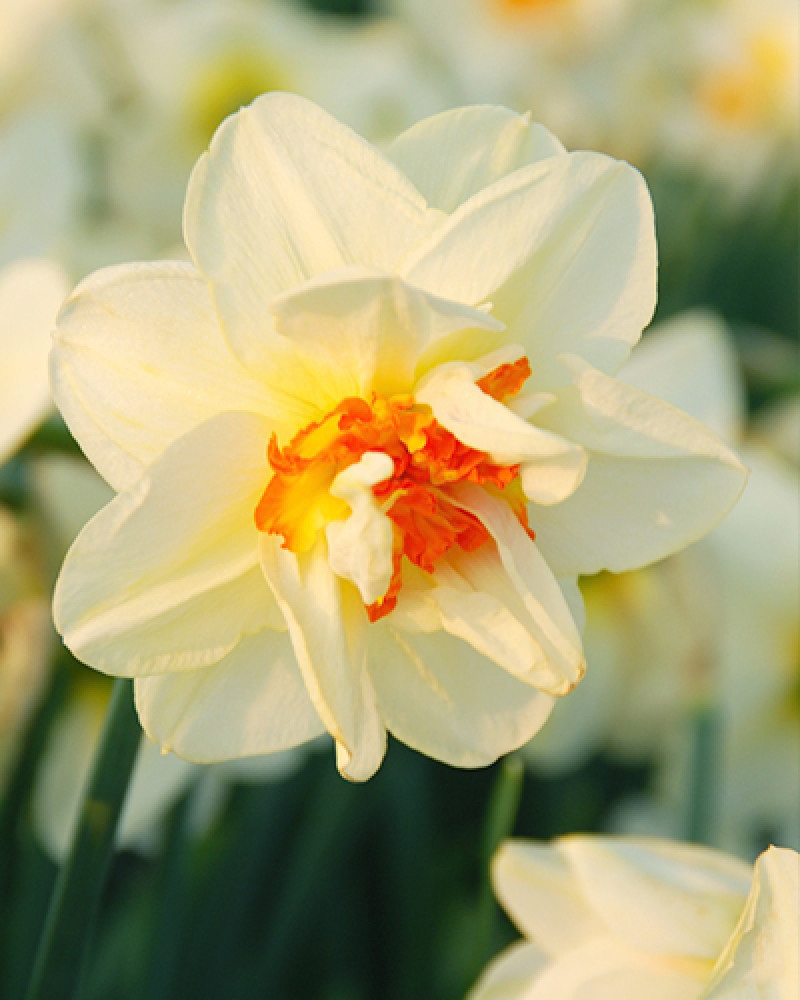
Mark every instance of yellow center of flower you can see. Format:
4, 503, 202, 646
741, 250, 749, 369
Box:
186, 49, 293, 149
255, 358, 535, 621
697, 33, 792, 128
492, 0, 572, 18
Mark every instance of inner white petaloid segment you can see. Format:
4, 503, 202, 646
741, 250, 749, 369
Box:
325, 451, 395, 606
416, 349, 588, 505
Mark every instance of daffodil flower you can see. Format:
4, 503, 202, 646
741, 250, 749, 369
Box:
0, 257, 67, 464
0, 505, 51, 790
51, 95, 745, 779
470, 836, 799, 1000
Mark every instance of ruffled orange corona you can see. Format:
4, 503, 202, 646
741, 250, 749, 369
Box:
255, 358, 535, 621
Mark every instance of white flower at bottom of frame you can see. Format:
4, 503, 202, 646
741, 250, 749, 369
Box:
51, 95, 746, 780
471, 836, 799, 1000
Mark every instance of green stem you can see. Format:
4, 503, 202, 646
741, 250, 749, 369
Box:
686, 702, 718, 846
25, 678, 141, 1000
469, 756, 524, 988
145, 793, 191, 1000
252, 763, 358, 990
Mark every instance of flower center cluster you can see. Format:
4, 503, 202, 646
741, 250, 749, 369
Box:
255, 358, 535, 621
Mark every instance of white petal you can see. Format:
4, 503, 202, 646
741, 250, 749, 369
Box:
387, 105, 565, 213
560, 836, 752, 960
470, 938, 702, 1000
259, 535, 386, 781
532, 356, 748, 576
117, 739, 197, 851
51, 261, 286, 491
183, 92, 438, 371
135, 630, 326, 762
368, 625, 554, 768
707, 443, 799, 603
516, 939, 704, 1000
448, 483, 585, 695
703, 847, 800, 1000
428, 580, 543, 683
54, 411, 280, 677
326, 451, 395, 606
467, 940, 549, 1000
401, 152, 656, 387
269, 266, 503, 409
616, 311, 745, 444
0, 258, 67, 464
416, 359, 587, 503
492, 840, 607, 953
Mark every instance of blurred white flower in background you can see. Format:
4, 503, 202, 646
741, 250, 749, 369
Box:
30, 672, 308, 861
0, 114, 83, 268
524, 312, 799, 856
470, 835, 799, 1000
101, 0, 445, 254
386, 0, 638, 146
387, 0, 800, 200
659, 0, 799, 197
0, 258, 68, 465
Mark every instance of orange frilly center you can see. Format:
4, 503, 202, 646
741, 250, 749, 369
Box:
255, 358, 535, 622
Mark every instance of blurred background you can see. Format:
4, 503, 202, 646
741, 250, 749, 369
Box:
0, 1, 797, 998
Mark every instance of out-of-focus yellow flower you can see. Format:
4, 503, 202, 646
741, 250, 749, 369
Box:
471, 836, 799, 1000
51, 95, 744, 780
657, 0, 800, 195
389, 0, 799, 197
0, 506, 51, 790
0, 258, 67, 463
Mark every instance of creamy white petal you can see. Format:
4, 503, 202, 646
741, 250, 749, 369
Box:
326, 452, 395, 606
368, 625, 555, 768
616, 311, 745, 443
183, 92, 438, 371
514, 939, 703, 1000
0, 258, 67, 464
416, 359, 586, 503
492, 841, 607, 953
703, 847, 800, 1000
269, 267, 504, 412
448, 483, 585, 695
259, 535, 386, 781
467, 940, 550, 1000
135, 630, 326, 762
532, 356, 748, 576
560, 837, 752, 960
401, 152, 656, 387
387, 105, 565, 213
556, 577, 586, 634
54, 411, 280, 677
51, 261, 287, 491
428, 581, 543, 683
